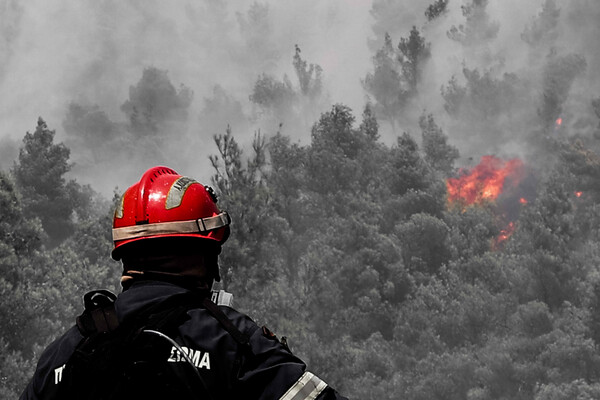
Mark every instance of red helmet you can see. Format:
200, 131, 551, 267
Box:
111, 166, 230, 260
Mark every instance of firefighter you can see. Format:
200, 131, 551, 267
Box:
20, 166, 348, 400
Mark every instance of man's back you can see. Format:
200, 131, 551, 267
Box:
21, 280, 342, 400
21, 166, 347, 400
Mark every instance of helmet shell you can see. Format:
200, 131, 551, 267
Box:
112, 166, 229, 260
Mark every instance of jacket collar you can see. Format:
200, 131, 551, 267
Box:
114, 280, 189, 322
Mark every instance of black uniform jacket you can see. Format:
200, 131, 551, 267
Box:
20, 280, 347, 400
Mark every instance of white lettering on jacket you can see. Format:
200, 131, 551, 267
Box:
54, 364, 66, 384
52, 346, 211, 386
167, 346, 211, 370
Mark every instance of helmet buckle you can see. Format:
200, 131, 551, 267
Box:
196, 218, 207, 232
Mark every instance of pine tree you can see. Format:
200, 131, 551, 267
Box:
359, 103, 379, 141
293, 44, 323, 100
249, 73, 296, 118
447, 0, 500, 45
538, 53, 587, 131
425, 0, 449, 21
364, 28, 430, 129
363, 33, 407, 130
235, 2, 278, 73
420, 113, 459, 174
398, 26, 431, 93
209, 126, 271, 295
63, 103, 120, 149
12, 118, 75, 245
120, 67, 193, 138
388, 132, 429, 195
521, 0, 561, 49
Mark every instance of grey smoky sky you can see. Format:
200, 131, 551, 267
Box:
0, 0, 598, 194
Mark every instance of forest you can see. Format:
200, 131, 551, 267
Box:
3, 0, 600, 399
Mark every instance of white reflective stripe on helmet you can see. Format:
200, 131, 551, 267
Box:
279, 372, 328, 400
112, 212, 230, 242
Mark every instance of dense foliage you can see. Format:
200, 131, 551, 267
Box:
4, 104, 600, 399
3, 1, 600, 399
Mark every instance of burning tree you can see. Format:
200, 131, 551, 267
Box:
446, 155, 525, 207
446, 155, 528, 249
538, 53, 587, 131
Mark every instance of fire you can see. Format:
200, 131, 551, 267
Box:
556, 117, 563, 126
493, 222, 516, 249
575, 191, 583, 198
446, 156, 528, 251
446, 156, 525, 206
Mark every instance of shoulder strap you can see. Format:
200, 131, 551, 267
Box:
142, 290, 250, 346
76, 290, 119, 336
201, 296, 249, 346
76, 289, 249, 346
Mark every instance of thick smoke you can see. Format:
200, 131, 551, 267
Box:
0, 0, 598, 195
369, 0, 599, 165
0, 0, 373, 193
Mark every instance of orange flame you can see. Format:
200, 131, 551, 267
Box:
556, 117, 562, 126
493, 221, 516, 250
575, 191, 583, 198
447, 156, 525, 206
519, 197, 528, 205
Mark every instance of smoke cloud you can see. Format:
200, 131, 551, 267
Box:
0, 0, 598, 195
